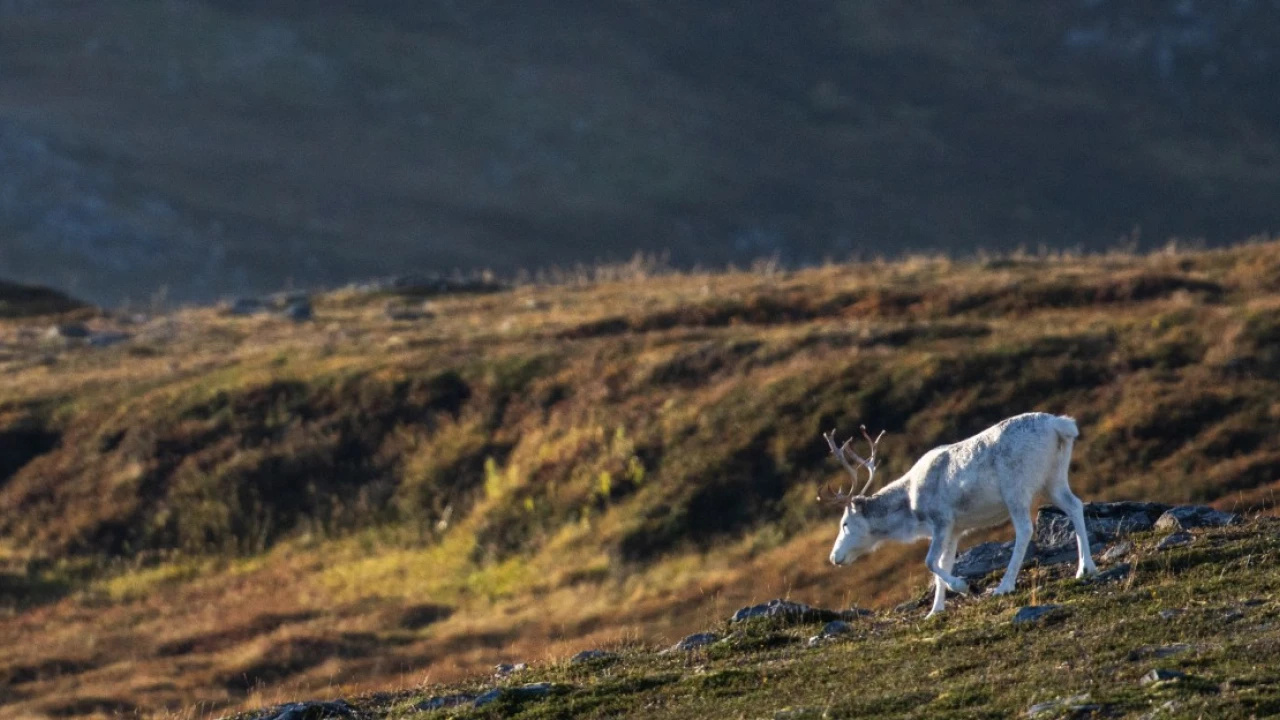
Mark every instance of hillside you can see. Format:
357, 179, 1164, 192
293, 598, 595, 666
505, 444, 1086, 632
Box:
0, 239, 1279, 718
2, 2, 1280, 303
230, 513, 1280, 719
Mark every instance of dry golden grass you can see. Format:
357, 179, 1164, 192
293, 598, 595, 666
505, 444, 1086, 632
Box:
2, 238, 1279, 718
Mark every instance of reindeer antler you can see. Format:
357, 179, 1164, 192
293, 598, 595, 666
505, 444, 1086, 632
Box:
817, 425, 886, 505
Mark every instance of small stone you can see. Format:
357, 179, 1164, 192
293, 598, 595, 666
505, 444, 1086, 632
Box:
473, 683, 555, 707
44, 323, 91, 340
1013, 604, 1066, 626
224, 297, 265, 316
1154, 506, 1238, 532
730, 599, 841, 623
415, 694, 474, 711
1158, 609, 1185, 621
1128, 644, 1192, 661
1027, 693, 1096, 717
821, 620, 852, 637
1141, 669, 1187, 686
1100, 541, 1133, 563
1242, 598, 1266, 607
259, 700, 355, 720
570, 650, 616, 664
1157, 532, 1194, 550
88, 331, 131, 348
284, 300, 313, 322
1088, 563, 1131, 584
664, 632, 719, 653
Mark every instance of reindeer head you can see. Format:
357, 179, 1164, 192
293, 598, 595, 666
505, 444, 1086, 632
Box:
818, 425, 885, 566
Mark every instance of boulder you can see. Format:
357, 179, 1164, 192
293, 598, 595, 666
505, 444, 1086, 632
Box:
731, 599, 872, 624
493, 662, 527, 677
1140, 669, 1187, 686
415, 694, 474, 711
1128, 644, 1192, 661
1154, 506, 1238, 532
283, 300, 313, 322
1027, 693, 1097, 718
44, 323, 91, 340
569, 650, 617, 664
663, 632, 719, 653
224, 297, 265, 316
1087, 563, 1131, 584
88, 331, 131, 348
1012, 604, 1066, 626
1156, 532, 1194, 550
955, 502, 1205, 580
1100, 541, 1133, 563
252, 701, 354, 720
473, 682, 555, 708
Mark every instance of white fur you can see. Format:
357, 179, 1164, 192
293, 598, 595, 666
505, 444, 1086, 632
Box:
828, 412, 1097, 617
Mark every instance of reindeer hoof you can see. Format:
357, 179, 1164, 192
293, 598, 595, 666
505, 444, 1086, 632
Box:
1076, 565, 1099, 580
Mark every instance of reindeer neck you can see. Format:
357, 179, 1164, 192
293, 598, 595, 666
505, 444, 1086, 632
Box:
861, 485, 921, 542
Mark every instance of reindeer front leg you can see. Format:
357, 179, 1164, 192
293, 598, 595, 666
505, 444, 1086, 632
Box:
927, 532, 960, 617
925, 524, 969, 599
993, 509, 1033, 595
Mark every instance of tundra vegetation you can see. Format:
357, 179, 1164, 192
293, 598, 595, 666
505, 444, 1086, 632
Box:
1, 238, 1279, 718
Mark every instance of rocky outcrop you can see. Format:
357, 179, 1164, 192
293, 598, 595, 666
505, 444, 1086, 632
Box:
954, 502, 1238, 580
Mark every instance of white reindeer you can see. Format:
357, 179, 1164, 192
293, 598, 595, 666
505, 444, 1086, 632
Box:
819, 412, 1097, 617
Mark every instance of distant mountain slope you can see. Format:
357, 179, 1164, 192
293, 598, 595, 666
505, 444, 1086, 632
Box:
0, 279, 88, 318
0, 1, 1277, 304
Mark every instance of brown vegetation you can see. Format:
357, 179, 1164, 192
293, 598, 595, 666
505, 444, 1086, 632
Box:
1, 239, 1279, 717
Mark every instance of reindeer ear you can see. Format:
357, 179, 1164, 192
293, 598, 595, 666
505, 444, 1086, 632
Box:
850, 496, 869, 514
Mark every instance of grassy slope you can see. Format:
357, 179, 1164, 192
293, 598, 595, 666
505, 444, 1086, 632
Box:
0, 240, 1279, 718
235, 519, 1280, 720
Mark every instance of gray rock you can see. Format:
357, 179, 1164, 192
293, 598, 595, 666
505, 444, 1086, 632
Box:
44, 323, 91, 340
225, 297, 265, 316
88, 331, 131, 347
473, 682, 555, 707
1027, 693, 1097, 717
1156, 532, 1194, 550
1140, 669, 1187, 686
1154, 506, 1238, 532
820, 620, 853, 637
1038, 501, 1171, 546
956, 502, 1179, 580
731, 599, 855, 624
807, 620, 854, 647
664, 632, 719, 653
570, 649, 617, 664
955, 540, 1014, 578
1129, 644, 1192, 661
283, 300, 313, 322
255, 700, 354, 720
385, 305, 432, 321
1088, 563, 1131, 584
1013, 604, 1066, 626
1100, 541, 1133, 563
415, 694, 475, 711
